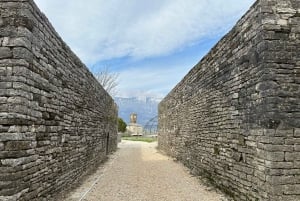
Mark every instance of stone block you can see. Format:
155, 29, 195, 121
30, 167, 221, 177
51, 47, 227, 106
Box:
263, 129, 276, 136
0, 82, 12, 89
285, 152, 300, 161
254, 170, 266, 181
5, 141, 36, 151
12, 47, 33, 62
285, 138, 300, 145
0, 17, 3, 27
255, 81, 279, 91
282, 169, 300, 175
294, 128, 300, 137
265, 161, 293, 169
266, 175, 297, 185
0, 47, 12, 59
245, 140, 256, 147
277, 19, 288, 26
262, 144, 293, 152
8, 125, 22, 133
283, 184, 300, 195
0, 142, 4, 151
268, 185, 285, 195
275, 129, 294, 137
257, 136, 284, 144
248, 130, 263, 137
0, 133, 36, 142
1, 155, 38, 167
276, 7, 297, 14
0, 125, 9, 133
295, 145, 300, 151
232, 93, 239, 99
2, 37, 31, 49
264, 151, 285, 162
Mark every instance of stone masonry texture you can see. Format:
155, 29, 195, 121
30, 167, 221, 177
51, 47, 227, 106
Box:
0, 0, 118, 200
158, 0, 300, 201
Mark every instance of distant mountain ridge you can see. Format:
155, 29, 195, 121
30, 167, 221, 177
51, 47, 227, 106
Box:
114, 97, 160, 127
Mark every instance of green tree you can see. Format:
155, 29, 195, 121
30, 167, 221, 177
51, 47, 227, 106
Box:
118, 118, 127, 133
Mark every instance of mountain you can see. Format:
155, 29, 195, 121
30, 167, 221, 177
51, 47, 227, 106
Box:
114, 97, 160, 127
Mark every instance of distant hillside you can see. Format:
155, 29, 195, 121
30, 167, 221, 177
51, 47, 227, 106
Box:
114, 97, 160, 127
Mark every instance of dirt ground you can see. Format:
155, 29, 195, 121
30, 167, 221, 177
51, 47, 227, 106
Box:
62, 140, 227, 201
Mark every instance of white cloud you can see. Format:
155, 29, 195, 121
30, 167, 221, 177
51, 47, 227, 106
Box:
33, 0, 255, 99
33, 0, 255, 65
116, 61, 193, 99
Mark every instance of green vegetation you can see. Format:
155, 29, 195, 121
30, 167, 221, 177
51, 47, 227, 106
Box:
118, 117, 127, 133
122, 136, 157, 143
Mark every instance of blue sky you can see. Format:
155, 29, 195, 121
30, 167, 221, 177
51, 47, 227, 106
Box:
34, 0, 255, 99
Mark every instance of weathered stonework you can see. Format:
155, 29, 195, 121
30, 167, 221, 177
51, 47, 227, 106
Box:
158, 0, 300, 200
0, 0, 118, 200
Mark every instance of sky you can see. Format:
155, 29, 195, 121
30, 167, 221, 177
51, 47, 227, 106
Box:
34, 0, 255, 99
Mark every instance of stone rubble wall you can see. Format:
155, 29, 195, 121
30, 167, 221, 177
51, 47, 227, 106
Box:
158, 0, 300, 200
0, 0, 118, 200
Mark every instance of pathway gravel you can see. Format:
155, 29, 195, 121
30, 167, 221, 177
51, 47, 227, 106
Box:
63, 140, 225, 201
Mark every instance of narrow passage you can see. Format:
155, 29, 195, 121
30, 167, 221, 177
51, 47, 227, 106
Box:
64, 141, 225, 201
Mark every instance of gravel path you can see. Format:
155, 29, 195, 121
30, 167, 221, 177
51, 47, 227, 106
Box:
63, 140, 225, 201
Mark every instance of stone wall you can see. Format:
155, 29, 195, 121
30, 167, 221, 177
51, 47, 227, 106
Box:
0, 0, 118, 200
158, 0, 300, 200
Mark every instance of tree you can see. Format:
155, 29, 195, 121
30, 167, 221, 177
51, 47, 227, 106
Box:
118, 118, 127, 133
94, 66, 119, 96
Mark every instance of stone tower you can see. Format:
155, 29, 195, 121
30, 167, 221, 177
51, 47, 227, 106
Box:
127, 113, 143, 135
130, 113, 137, 124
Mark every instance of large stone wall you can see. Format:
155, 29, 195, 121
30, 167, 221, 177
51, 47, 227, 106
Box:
158, 0, 300, 200
0, 0, 118, 200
